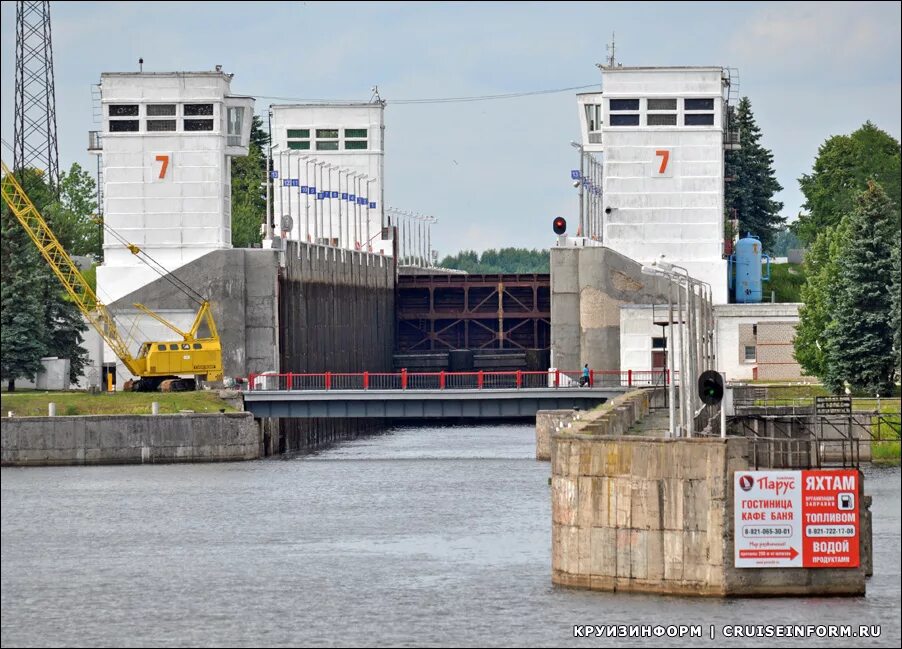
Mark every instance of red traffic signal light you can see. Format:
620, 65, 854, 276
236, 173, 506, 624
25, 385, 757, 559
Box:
553, 217, 567, 235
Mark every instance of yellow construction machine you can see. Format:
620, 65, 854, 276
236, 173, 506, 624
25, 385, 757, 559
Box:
1, 161, 223, 391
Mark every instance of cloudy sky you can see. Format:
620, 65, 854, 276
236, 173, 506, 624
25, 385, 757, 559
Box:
1, 1, 899, 256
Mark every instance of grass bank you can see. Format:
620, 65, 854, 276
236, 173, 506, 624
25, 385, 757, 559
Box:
1, 390, 237, 417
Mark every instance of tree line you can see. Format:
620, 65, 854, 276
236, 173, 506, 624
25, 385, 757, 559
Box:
439, 248, 550, 274
792, 122, 900, 395
1, 165, 97, 390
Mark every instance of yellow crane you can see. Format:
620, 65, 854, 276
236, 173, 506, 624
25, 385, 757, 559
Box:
1, 160, 223, 391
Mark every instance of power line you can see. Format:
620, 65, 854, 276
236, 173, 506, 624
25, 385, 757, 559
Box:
252, 83, 599, 105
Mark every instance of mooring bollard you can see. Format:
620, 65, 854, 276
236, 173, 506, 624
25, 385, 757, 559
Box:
151, 401, 160, 415
48, 402, 56, 417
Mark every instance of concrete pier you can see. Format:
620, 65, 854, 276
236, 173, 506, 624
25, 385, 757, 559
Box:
2, 413, 260, 466
536, 390, 652, 460
551, 433, 870, 596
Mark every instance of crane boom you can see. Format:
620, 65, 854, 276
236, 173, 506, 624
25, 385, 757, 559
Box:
1, 161, 223, 386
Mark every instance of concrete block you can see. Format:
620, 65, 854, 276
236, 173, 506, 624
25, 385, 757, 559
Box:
629, 529, 649, 580
577, 527, 593, 577
567, 440, 582, 477
707, 513, 725, 567
551, 439, 568, 475
684, 480, 709, 531
661, 478, 685, 530
646, 529, 665, 581
682, 530, 709, 583
630, 480, 661, 531
644, 444, 664, 480
576, 477, 595, 528
0, 424, 19, 451
20, 422, 51, 450
615, 477, 632, 528
589, 527, 617, 577
663, 530, 684, 581
550, 249, 580, 293
616, 528, 632, 578
552, 476, 579, 526
554, 524, 581, 576
592, 476, 616, 528
578, 445, 593, 476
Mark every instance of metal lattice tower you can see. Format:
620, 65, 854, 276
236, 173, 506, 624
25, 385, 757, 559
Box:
14, 0, 60, 190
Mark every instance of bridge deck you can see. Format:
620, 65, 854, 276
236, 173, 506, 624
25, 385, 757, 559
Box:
243, 387, 629, 418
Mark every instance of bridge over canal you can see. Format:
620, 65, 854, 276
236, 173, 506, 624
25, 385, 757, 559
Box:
242, 370, 661, 418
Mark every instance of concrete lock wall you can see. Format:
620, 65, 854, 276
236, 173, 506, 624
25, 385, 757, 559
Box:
536, 390, 653, 460
108, 247, 281, 386
2, 413, 260, 466
551, 245, 670, 373
277, 242, 395, 452
550, 434, 869, 596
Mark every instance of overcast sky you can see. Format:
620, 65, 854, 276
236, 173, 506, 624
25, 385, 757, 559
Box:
1, 1, 900, 256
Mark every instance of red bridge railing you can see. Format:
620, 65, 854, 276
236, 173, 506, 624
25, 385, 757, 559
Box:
245, 370, 674, 391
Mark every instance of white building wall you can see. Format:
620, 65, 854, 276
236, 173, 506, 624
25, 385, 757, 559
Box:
584, 67, 729, 303
619, 305, 684, 375
95, 72, 252, 303
269, 104, 388, 254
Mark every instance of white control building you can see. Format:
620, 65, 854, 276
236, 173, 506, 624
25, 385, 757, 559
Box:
90, 71, 254, 303
576, 66, 733, 304
269, 102, 388, 254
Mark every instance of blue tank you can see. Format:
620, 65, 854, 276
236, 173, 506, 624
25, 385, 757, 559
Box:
729, 234, 770, 303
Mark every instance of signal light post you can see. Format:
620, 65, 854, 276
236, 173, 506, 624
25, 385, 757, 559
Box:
553, 217, 567, 236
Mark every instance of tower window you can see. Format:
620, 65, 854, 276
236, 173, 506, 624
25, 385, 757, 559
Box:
684, 98, 714, 111
684, 113, 714, 126
647, 114, 677, 126
184, 103, 214, 116
184, 118, 214, 131
147, 119, 176, 132
609, 98, 639, 111
147, 104, 176, 116
109, 105, 138, 117
610, 114, 640, 126
648, 98, 677, 111
316, 128, 339, 150
109, 120, 139, 132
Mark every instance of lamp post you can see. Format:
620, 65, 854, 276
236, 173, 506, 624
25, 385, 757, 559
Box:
654, 259, 717, 436
570, 141, 584, 237
301, 155, 313, 243
364, 176, 375, 251
642, 265, 680, 437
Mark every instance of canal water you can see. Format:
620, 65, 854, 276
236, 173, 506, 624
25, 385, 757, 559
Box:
2, 424, 900, 647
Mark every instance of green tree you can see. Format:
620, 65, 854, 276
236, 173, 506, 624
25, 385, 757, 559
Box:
0, 206, 48, 390
822, 181, 897, 395
439, 248, 549, 273
725, 97, 785, 250
230, 115, 268, 248
57, 162, 101, 258
1, 167, 89, 389
795, 122, 901, 245
794, 220, 848, 379
891, 235, 901, 374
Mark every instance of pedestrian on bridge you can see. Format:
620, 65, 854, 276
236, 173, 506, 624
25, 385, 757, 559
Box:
580, 364, 590, 388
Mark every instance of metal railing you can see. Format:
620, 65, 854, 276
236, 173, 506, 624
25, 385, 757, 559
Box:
246, 369, 677, 392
